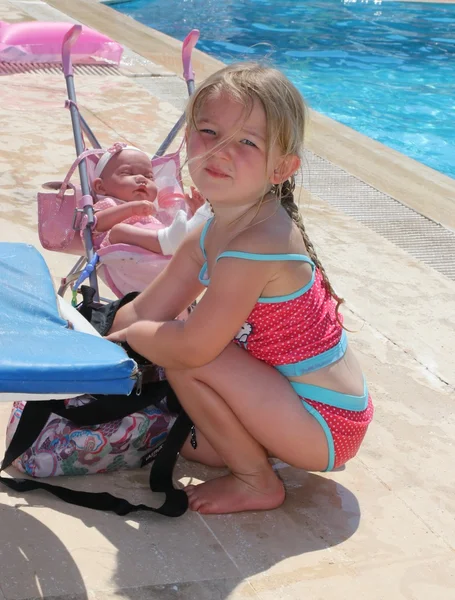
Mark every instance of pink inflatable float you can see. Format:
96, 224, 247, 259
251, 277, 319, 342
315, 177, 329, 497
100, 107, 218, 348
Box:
0, 21, 123, 64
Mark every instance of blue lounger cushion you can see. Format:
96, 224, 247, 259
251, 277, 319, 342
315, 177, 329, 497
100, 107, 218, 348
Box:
0, 243, 137, 395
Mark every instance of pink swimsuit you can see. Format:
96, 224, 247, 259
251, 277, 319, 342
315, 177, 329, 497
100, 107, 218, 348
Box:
199, 219, 373, 471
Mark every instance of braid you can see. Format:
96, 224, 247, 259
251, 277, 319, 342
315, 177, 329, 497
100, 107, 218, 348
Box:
279, 178, 345, 323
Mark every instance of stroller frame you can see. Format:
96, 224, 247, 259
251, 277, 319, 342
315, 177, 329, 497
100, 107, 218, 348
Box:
57, 25, 200, 302
0, 26, 203, 517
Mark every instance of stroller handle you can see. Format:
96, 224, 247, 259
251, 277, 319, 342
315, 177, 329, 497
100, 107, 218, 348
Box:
154, 29, 199, 157
182, 29, 200, 83
62, 25, 82, 77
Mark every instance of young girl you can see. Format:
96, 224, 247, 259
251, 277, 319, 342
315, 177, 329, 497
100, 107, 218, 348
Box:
90, 144, 209, 254
107, 62, 374, 515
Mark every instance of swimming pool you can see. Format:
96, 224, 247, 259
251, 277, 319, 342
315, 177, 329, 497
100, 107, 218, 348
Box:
111, 0, 455, 179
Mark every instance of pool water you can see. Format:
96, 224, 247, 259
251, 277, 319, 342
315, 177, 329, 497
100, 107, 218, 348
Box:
111, 0, 455, 179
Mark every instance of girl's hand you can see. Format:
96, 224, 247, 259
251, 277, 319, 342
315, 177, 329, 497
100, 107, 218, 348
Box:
106, 327, 129, 343
185, 186, 205, 218
106, 320, 161, 363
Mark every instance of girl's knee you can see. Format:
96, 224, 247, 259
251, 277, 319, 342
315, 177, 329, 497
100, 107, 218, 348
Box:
166, 359, 213, 382
165, 365, 195, 385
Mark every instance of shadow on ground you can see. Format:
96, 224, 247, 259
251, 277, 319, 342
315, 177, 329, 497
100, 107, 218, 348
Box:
0, 460, 361, 599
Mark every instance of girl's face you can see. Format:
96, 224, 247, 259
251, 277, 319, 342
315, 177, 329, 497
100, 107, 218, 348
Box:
187, 92, 282, 208
95, 150, 158, 202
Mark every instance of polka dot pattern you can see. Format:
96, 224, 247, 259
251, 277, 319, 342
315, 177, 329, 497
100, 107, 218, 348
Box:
233, 268, 374, 467
234, 270, 343, 364
305, 396, 374, 468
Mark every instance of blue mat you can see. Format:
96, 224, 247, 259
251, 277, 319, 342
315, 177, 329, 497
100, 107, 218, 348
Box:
0, 243, 136, 395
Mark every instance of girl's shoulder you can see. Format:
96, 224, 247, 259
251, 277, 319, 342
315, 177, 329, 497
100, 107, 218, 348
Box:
228, 210, 304, 256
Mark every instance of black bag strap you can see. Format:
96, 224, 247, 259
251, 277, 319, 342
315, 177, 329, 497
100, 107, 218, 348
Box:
78, 287, 139, 336
52, 383, 176, 426
2, 401, 55, 471
0, 398, 192, 517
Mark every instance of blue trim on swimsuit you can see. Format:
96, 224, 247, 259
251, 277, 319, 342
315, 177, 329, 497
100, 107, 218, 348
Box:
300, 400, 335, 472
213, 251, 316, 303
290, 378, 369, 412
199, 218, 211, 258
276, 330, 348, 376
198, 218, 316, 303
292, 378, 369, 472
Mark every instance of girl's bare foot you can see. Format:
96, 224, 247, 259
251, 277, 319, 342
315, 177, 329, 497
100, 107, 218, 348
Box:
184, 470, 285, 514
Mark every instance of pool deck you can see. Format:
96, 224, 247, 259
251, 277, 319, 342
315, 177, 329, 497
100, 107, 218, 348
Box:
1, 1, 455, 599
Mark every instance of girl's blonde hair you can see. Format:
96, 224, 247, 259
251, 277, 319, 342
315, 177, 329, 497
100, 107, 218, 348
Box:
186, 62, 344, 316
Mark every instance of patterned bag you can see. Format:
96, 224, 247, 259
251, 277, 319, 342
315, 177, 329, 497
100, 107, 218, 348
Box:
6, 396, 174, 478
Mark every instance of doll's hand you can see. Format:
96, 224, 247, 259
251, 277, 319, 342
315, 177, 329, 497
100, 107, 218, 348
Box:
184, 186, 205, 218
130, 200, 156, 217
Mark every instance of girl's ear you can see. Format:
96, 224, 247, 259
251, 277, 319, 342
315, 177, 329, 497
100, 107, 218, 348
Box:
92, 178, 105, 194
270, 155, 300, 185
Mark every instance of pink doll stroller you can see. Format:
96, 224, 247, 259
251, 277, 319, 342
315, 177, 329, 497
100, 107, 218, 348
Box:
37, 25, 200, 303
